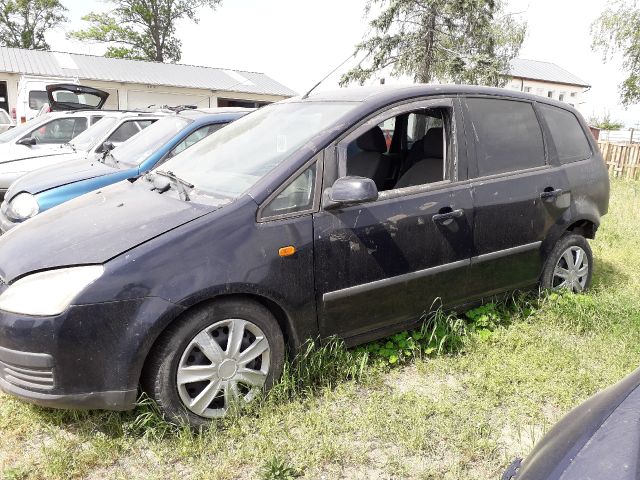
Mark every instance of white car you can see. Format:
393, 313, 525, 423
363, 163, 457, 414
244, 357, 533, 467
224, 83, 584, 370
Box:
0, 111, 106, 198
0, 109, 14, 133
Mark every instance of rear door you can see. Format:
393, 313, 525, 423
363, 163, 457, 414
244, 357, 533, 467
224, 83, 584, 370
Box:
462, 96, 570, 298
313, 98, 475, 342
46, 84, 109, 111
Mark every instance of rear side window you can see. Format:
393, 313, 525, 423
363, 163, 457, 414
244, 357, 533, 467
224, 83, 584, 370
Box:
539, 104, 592, 163
28, 91, 48, 110
466, 98, 545, 177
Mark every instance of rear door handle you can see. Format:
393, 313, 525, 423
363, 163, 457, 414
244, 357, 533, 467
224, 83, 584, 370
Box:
432, 208, 464, 224
540, 188, 563, 200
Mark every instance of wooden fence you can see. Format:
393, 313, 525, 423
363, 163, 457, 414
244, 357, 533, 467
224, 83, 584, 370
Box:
597, 142, 640, 180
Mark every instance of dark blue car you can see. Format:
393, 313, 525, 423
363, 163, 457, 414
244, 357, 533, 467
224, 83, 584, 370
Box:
0, 108, 251, 231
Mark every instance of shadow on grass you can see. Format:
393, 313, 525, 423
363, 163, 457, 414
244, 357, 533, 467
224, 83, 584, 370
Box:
592, 257, 628, 289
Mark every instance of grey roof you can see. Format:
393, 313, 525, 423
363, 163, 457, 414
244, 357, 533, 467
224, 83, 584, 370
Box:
0, 47, 296, 97
508, 58, 590, 87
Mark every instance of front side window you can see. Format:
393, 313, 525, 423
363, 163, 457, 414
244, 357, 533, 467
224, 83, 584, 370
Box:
29, 117, 88, 144
261, 163, 317, 219
465, 98, 545, 177
108, 120, 141, 144
539, 104, 592, 163
158, 102, 356, 199
70, 117, 118, 151
344, 107, 449, 192
114, 116, 192, 167
169, 123, 225, 158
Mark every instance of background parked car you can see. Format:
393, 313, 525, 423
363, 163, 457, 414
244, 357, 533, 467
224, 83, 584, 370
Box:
0, 108, 14, 133
502, 366, 640, 480
0, 85, 110, 199
0, 111, 162, 204
0, 108, 251, 230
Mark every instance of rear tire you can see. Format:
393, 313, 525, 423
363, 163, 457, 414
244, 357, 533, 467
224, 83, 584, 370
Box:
540, 233, 593, 292
142, 298, 285, 428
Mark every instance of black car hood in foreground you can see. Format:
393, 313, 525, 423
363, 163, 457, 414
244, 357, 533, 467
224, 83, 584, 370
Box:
6, 157, 116, 200
506, 366, 640, 479
0, 181, 215, 283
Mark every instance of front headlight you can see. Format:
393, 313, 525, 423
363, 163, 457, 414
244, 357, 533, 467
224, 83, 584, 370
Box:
0, 266, 104, 316
9, 193, 39, 220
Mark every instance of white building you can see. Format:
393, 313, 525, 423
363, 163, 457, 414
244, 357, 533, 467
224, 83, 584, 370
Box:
505, 58, 590, 109
0, 47, 296, 118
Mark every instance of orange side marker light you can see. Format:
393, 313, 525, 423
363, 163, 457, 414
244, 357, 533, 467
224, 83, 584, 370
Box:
279, 246, 296, 257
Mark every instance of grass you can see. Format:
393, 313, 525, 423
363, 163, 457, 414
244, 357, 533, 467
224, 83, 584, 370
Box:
1, 179, 639, 479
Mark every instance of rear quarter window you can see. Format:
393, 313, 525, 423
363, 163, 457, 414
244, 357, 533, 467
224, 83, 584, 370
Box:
465, 98, 546, 177
539, 104, 592, 163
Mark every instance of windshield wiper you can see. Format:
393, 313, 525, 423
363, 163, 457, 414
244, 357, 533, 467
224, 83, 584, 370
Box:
64, 142, 76, 153
155, 170, 194, 201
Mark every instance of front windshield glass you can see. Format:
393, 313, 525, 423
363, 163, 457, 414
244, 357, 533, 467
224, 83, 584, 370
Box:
158, 102, 357, 198
114, 116, 191, 167
0, 114, 51, 143
69, 117, 118, 151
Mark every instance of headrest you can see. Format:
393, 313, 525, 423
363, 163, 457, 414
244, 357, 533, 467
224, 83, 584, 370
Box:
423, 127, 443, 158
356, 126, 387, 153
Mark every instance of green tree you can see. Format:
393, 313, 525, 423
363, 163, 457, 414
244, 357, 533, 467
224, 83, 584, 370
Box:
592, 1, 640, 106
69, 0, 222, 63
341, 0, 526, 86
0, 0, 67, 50
588, 112, 625, 130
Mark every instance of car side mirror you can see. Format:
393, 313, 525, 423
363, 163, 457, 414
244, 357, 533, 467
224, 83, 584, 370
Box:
101, 141, 114, 153
324, 176, 379, 209
16, 136, 36, 147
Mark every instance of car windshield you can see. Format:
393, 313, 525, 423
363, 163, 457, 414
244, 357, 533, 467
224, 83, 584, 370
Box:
114, 116, 192, 167
159, 102, 357, 198
0, 114, 51, 143
69, 117, 118, 151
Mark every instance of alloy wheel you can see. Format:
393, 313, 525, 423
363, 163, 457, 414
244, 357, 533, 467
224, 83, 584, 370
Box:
552, 246, 589, 292
176, 318, 270, 418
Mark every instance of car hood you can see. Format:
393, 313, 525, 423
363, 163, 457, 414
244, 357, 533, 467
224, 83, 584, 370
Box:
512, 366, 640, 480
6, 157, 117, 200
0, 143, 74, 164
0, 181, 216, 283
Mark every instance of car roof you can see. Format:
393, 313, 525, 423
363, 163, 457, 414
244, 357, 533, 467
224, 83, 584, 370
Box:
176, 107, 255, 124
293, 84, 578, 112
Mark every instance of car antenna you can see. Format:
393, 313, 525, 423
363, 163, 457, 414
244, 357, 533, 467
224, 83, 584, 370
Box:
301, 52, 370, 100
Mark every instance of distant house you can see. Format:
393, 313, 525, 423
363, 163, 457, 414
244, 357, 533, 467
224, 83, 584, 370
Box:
504, 58, 590, 108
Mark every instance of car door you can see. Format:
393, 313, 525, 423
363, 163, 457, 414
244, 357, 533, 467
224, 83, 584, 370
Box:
313, 97, 475, 342
461, 96, 570, 298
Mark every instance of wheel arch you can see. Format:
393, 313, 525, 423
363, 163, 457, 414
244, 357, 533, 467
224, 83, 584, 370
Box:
137, 290, 303, 389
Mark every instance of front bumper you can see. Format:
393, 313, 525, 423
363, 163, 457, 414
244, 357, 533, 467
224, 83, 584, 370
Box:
0, 296, 183, 410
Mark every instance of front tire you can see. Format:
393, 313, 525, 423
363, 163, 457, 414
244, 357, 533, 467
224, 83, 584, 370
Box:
142, 298, 285, 427
541, 233, 593, 292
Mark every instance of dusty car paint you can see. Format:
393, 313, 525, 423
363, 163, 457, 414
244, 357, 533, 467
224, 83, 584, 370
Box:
0, 84, 609, 411
503, 367, 640, 480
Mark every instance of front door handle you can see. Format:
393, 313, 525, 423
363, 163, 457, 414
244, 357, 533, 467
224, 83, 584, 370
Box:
432, 208, 464, 224
540, 188, 563, 200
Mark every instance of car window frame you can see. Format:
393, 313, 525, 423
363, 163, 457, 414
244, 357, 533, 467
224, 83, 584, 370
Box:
22, 116, 88, 144
323, 97, 464, 206
256, 152, 324, 223
460, 94, 552, 181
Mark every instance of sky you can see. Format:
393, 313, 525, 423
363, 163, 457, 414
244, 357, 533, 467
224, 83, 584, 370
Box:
46, 0, 640, 127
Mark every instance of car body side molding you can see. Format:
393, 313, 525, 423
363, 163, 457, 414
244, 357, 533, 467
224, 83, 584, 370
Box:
322, 241, 542, 303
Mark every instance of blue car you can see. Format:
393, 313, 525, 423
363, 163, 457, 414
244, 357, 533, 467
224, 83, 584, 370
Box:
0, 108, 251, 231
